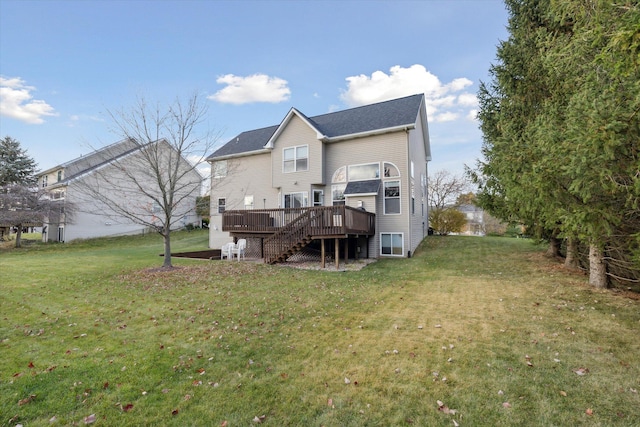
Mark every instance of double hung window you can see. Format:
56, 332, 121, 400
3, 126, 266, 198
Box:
283, 146, 308, 173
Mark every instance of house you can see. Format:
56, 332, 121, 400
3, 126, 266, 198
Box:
457, 204, 485, 236
37, 139, 202, 242
206, 94, 431, 265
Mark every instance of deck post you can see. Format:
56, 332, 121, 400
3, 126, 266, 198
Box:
335, 238, 340, 269
344, 238, 348, 263
321, 238, 326, 269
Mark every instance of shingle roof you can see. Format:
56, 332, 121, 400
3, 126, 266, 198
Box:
344, 180, 382, 196
41, 139, 156, 185
208, 94, 424, 160
208, 125, 278, 159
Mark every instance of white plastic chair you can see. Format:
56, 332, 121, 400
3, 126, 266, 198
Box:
232, 239, 246, 261
220, 242, 235, 260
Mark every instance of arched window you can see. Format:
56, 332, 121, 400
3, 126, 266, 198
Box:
383, 162, 400, 178
332, 166, 346, 183
331, 166, 346, 205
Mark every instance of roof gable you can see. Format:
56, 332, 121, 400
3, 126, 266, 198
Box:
207, 94, 425, 160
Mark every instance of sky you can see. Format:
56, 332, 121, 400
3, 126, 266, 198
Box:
0, 0, 509, 180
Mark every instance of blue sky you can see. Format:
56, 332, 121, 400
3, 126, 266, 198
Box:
0, 0, 508, 178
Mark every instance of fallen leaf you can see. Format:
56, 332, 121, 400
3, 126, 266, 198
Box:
503, 402, 511, 408
586, 408, 593, 416
83, 414, 97, 424
560, 391, 567, 397
221, 421, 228, 427
573, 368, 589, 376
123, 403, 134, 412
344, 377, 351, 384
253, 415, 266, 423
18, 394, 36, 406
453, 420, 459, 427
103, 382, 109, 389
437, 400, 457, 414
328, 398, 333, 407
28, 361, 35, 369
172, 409, 179, 416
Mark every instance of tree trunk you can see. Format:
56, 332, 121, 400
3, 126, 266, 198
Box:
162, 230, 172, 268
546, 236, 561, 258
588, 242, 608, 288
564, 237, 579, 269
14, 225, 23, 248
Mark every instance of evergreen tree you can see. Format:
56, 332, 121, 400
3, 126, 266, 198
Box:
0, 136, 38, 186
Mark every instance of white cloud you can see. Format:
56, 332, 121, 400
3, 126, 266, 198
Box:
209, 73, 291, 104
340, 64, 477, 123
457, 92, 478, 107
0, 76, 58, 124
433, 111, 460, 122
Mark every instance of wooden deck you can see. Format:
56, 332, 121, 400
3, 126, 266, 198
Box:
222, 205, 375, 236
222, 206, 375, 265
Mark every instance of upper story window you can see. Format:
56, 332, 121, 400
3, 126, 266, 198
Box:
57, 170, 63, 182
384, 162, 400, 178
384, 181, 401, 214
41, 175, 48, 188
332, 166, 346, 183
213, 160, 228, 178
217, 198, 226, 214
283, 145, 308, 173
348, 163, 379, 181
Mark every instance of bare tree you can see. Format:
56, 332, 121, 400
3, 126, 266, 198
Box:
0, 184, 69, 247
427, 170, 470, 235
72, 93, 217, 268
428, 169, 470, 210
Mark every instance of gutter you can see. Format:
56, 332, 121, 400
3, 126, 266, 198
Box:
206, 148, 272, 162
321, 124, 415, 143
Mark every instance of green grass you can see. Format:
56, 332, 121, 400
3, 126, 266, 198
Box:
1, 231, 639, 426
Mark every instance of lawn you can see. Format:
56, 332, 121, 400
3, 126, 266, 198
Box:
1, 231, 638, 426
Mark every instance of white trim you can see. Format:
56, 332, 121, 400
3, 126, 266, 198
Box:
321, 124, 415, 143
264, 108, 325, 149
313, 189, 324, 206
207, 148, 271, 162
383, 161, 400, 178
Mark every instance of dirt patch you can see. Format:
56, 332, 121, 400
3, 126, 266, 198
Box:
278, 258, 377, 272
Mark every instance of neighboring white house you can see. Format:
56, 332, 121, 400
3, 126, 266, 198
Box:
457, 204, 485, 236
206, 94, 431, 263
37, 139, 202, 242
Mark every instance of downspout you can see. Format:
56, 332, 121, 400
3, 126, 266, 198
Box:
405, 127, 411, 257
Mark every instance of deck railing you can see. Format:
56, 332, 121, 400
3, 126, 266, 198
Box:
222, 205, 375, 236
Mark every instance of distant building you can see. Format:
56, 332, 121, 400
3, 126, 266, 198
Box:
457, 204, 485, 236
36, 139, 202, 242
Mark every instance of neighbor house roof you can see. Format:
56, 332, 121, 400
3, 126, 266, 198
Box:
208, 94, 424, 161
38, 139, 157, 186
